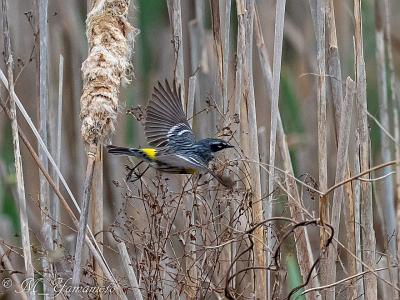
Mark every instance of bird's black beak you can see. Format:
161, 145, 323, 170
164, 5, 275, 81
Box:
226, 143, 234, 148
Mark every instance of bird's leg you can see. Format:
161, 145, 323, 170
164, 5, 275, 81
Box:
133, 165, 150, 182
124, 161, 143, 181
125, 162, 150, 182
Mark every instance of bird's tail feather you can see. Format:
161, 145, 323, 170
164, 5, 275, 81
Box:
106, 145, 143, 158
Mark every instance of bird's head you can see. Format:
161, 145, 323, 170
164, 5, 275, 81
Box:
200, 138, 234, 153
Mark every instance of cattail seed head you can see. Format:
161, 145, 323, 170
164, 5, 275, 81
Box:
80, 0, 136, 146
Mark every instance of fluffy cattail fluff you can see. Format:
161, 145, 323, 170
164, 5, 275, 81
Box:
80, 0, 137, 146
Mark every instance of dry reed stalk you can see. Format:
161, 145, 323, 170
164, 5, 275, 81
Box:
1, 2, 35, 298
354, 0, 377, 298
374, 1, 398, 297
184, 76, 198, 298
309, 4, 329, 293
353, 130, 365, 299
325, 77, 356, 297
52, 54, 64, 245
382, 1, 400, 295
74, 0, 135, 288
167, 0, 185, 105
237, 0, 267, 299
91, 146, 104, 288
210, 1, 223, 109
235, 1, 266, 298
254, 8, 274, 297
325, 2, 357, 297
38, 0, 53, 296
221, 0, 231, 115
187, 75, 196, 126
194, 0, 207, 73
268, 1, 286, 298
117, 241, 143, 300
234, 0, 254, 295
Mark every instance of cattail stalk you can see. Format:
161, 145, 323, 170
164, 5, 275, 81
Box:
73, 0, 135, 289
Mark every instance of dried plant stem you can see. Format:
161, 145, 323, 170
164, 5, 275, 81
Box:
309, 5, 329, 290
268, 1, 286, 298
325, 77, 356, 297
374, 2, 398, 297
187, 75, 196, 126
52, 54, 64, 244
167, 0, 185, 105
38, 0, 53, 296
326, 1, 357, 296
235, 0, 254, 295
117, 241, 143, 300
91, 146, 103, 287
382, 1, 400, 297
221, 0, 231, 115
354, 1, 377, 298
72, 149, 96, 288
238, 1, 266, 298
210, 0, 223, 111
353, 130, 365, 299
1, 1, 35, 298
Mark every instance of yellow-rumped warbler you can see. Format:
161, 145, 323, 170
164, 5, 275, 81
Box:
107, 80, 234, 187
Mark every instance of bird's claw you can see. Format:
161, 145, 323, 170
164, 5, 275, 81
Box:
124, 164, 141, 182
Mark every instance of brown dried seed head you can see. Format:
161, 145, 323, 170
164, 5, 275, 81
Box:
80, 0, 135, 146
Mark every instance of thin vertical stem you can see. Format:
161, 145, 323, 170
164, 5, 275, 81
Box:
1, 1, 35, 298
38, 0, 53, 296
354, 1, 377, 298
52, 54, 64, 245
268, 0, 286, 298
167, 0, 185, 107
222, 0, 231, 115
92, 146, 104, 287
71, 149, 96, 288
117, 241, 144, 300
326, 77, 356, 297
374, 1, 398, 297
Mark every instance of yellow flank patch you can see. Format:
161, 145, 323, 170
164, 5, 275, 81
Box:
141, 148, 157, 160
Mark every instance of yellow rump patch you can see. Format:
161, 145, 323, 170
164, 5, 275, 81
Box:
141, 148, 157, 160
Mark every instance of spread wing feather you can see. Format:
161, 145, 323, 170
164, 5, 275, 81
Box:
145, 80, 195, 147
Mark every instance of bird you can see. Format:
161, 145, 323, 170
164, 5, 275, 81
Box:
107, 80, 234, 187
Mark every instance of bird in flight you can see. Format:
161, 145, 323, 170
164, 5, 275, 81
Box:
107, 80, 234, 187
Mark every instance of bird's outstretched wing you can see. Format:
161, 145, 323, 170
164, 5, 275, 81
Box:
145, 80, 195, 148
